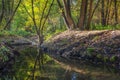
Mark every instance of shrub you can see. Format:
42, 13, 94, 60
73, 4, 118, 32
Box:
0, 46, 9, 62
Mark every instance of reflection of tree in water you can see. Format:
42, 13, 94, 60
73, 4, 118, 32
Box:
64, 70, 72, 80
29, 48, 50, 80
64, 69, 91, 80
65, 70, 80, 80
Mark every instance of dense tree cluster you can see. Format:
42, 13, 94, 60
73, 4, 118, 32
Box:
0, 0, 120, 43
57, 0, 120, 30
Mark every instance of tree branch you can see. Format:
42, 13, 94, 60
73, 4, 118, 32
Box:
22, 3, 33, 19
4, 0, 21, 30
39, 0, 49, 31
41, 0, 54, 32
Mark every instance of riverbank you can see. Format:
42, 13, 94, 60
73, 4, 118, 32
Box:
0, 30, 120, 73
0, 30, 120, 79
41, 30, 120, 70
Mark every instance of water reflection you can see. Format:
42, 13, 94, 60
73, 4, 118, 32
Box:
0, 46, 120, 80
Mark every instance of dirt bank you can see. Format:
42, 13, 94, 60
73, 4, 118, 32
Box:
41, 30, 120, 69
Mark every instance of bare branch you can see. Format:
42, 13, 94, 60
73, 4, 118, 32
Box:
41, 0, 54, 32
22, 3, 33, 19
31, 0, 39, 35
39, 0, 49, 31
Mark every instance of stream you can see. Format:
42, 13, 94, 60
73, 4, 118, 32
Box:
0, 46, 120, 80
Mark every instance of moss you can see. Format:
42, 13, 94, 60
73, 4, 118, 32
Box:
103, 56, 109, 62
86, 47, 95, 56
110, 56, 118, 62
96, 54, 102, 59
87, 47, 95, 52
92, 36, 99, 41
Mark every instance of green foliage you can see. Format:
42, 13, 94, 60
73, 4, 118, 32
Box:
92, 36, 99, 41
45, 25, 66, 41
0, 30, 32, 37
0, 46, 9, 62
13, 30, 32, 37
91, 24, 120, 30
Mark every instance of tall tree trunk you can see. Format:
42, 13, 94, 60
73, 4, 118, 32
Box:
63, 0, 75, 30
78, 0, 88, 30
114, 0, 118, 25
101, 0, 107, 26
86, 0, 93, 30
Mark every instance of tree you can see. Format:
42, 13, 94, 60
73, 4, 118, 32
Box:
78, 0, 88, 30
114, 0, 118, 25
100, 0, 119, 26
57, 0, 75, 30
57, 0, 100, 30
23, 0, 54, 45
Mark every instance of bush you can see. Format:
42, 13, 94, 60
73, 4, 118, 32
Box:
0, 46, 9, 62
91, 24, 120, 30
0, 30, 32, 37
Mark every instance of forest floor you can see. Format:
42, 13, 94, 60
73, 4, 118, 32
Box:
41, 30, 120, 70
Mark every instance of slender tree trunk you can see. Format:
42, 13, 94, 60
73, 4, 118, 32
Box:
106, 0, 112, 25
101, 0, 106, 26
86, 0, 100, 30
0, 0, 4, 24
31, 0, 54, 45
86, 0, 93, 30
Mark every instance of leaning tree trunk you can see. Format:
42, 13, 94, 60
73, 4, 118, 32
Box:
62, 0, 75, 30
57, 0, 75, 30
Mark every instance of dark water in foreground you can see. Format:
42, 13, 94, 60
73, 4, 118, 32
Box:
0, 46, 120, 80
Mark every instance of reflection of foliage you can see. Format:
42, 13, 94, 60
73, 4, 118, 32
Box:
0, 46, 9, 62
13, 47, 53, 79
12, 47, 67, 80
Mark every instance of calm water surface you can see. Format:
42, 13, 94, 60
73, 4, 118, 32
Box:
0, 46, 120, 80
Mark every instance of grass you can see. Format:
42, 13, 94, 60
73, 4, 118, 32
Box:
45, 28, 66, 41
91, 24, 120, 30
